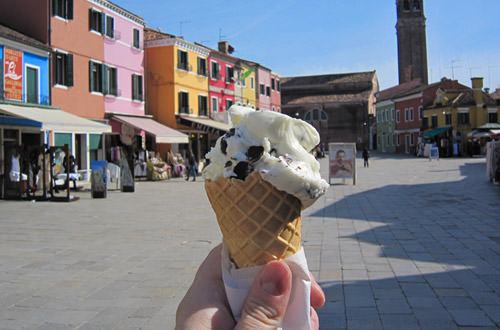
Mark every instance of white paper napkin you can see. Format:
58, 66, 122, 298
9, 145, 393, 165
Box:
221, 243, 312, 330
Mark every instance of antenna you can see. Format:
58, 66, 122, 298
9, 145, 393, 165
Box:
218, 28, 227, 41
449, 60, 462, 80
179, 20, 191, 36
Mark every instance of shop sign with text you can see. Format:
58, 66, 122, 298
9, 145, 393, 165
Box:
3, 47, 23, 101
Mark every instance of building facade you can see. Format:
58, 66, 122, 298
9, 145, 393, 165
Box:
256, 66, 272, 110
282, 71, 379, 149
270, 71, 281, 112
393, 89, 424, 154
238, 60, 257, 109
145, 32, 213, 160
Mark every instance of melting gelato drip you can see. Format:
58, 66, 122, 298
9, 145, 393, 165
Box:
204, 106, 329, 209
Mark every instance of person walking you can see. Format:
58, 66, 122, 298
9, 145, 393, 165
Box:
362, 148, 370, 168
185, 151, 197, 182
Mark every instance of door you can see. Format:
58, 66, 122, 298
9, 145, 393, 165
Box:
405, 135, 410, 153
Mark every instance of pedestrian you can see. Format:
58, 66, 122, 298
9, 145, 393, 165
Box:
362, 147, 369, 168
185, 150, 197, 182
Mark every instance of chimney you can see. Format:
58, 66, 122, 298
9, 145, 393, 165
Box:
218, 41, 234, 54
471, 77, 484, 107
404, 66, 412, 83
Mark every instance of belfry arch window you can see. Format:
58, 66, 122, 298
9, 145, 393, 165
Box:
304, 108, 328, 124
403, 0, 410, 11
413, 0, 421, 10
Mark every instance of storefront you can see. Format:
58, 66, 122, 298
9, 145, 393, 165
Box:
176, 115, 230, 163
0, 102, 111, 199
108, 114, 189, 179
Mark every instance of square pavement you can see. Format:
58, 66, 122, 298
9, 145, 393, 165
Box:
0, 153, 499, 329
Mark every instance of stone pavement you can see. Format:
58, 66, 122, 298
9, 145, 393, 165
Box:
0, 154, 499, 329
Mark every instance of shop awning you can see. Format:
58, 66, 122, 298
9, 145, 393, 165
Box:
178, 115, 231, 135
0, 103, 111, 133
112, 115, 188, 144
468, 129, 500, 138
421, 127, 449, 139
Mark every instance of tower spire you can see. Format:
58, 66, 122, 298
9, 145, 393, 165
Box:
396, 0, 428, 84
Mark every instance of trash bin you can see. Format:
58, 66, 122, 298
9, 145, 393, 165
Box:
90, 160, 107, 198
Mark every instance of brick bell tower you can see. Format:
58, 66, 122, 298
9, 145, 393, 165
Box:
396, 0, 428, 84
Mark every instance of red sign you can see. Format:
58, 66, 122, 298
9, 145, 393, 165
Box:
3, 47, 23, 101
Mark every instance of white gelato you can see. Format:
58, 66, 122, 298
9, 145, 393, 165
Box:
203, 105, 329, 209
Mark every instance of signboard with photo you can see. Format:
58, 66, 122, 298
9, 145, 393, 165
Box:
3, 47, 23, 101
328, 143, 356, 185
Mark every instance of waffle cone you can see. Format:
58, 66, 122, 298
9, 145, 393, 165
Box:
205, 171, 302, 268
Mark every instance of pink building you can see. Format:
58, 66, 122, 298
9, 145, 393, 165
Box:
207, 49, 237, 115
270, 71, 281, 112
257, 66, 271, 110
102, 5, 145, 117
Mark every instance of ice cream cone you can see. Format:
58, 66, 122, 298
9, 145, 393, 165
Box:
205, 171, 302, 268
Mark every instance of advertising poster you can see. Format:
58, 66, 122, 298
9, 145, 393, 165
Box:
3, 47, 23, 101
329, 143, 356, 184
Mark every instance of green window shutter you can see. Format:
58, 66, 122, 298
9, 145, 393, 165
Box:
100, 12, 105, 33
89, 134, 101, 150
178, 92, 182, 112
138, 75, 143, 100
131, 74, 136, 100
54, 133, 72, 151
89, 61, 93, 92
88, 9, 92, 31
67, 0, 73, 19
53, 0, 58, 16
66, 54, 73, 86
177, 50, 181, 68
102, 64, 108, 95
106, 15, 114, 38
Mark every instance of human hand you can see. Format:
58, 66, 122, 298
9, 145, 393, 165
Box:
175, 244, 325, 330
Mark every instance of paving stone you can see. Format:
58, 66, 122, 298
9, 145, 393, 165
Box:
448, 309, 495, 327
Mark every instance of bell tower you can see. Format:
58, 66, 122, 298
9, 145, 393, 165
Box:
396, 0, 428, 84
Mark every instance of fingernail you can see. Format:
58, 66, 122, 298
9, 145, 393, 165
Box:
259, 262, 286, 296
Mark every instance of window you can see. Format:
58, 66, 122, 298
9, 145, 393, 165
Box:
276, 80, 280, 92
133, 29, 140, 49
422, 117, 429, 129
197, 57, 207, 76
410, 133, 414, 146
199, 95, 208, 116
53, 0, 73, 19
178, 91, 189, 113
266, 86, 271, 97
488, 112, 498, 123
431, 115, 438, 128
445, 113, 452, 125
211, 61, 219, 79
177, 50, 188, 70
105, 15, 114, 38
260, 84, 265, 95
54, 52, 73, 87
397, 134, 400, 146
226, 66, 234, 82
409, 107, 414, 121
89, 61, 103, 93
458, 112, 469, 125
396, 110, 400, 122
89, 9, 104, 34
26, 66, 39, 104
250, 77, 254, 90
271, 78, 275, 91
241, 73, 246, 87
304, 109, 327, 124
211, 97, 218, 113
107, 66, 117, 96
403, 0, 410, 11
418, 106, 423, 120
392, 109, 395, 120
413, 0, 421, 10
132, 74, 143, 101
405, 108, 409, 121
226, 99, 233, 111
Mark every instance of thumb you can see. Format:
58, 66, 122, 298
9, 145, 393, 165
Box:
235, 261, 292, 330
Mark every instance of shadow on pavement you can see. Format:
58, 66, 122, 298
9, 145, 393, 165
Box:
310, 162, 500, 329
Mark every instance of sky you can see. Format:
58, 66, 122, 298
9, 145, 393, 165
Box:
114, 0, 500, 91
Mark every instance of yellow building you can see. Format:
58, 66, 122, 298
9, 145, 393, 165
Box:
422, 78, 499, 155
145, 30, 215, 159
237, 60, 257, 109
